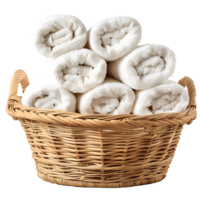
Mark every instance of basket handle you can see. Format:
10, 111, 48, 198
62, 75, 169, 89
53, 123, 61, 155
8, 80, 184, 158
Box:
4, 68, 31, 121
6, 68, 31, 101
177, 75, 199, 109
177, 75, 199, 126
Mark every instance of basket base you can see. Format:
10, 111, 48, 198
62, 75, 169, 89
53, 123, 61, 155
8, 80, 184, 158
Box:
38, 173, 166, 188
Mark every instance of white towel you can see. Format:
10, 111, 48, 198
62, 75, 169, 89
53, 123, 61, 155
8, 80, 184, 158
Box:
77, 77, 135, 115
133, 80, 189, 115
35, 15, 87, 58
86, 16, 142, 61
53, 49, 107, 93
107, 44, 176, 90
22, 73, 76, 112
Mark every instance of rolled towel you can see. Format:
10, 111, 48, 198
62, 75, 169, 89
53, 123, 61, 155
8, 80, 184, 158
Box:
22, 73, 76, 112
35, 15, 87, 58
53, 49, 107, 93
133, 80, 189, 115
77, 77, 135, 115
107, 44, 176, 90
86, 16, 142, 61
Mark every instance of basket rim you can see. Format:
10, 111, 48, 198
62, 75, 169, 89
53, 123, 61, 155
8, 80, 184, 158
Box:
6, 70, 197, 128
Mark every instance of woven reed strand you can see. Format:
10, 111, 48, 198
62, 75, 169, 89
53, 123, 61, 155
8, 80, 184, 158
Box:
6, 70, 197, 187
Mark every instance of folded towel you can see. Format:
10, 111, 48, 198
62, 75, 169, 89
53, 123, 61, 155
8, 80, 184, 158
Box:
107, 44, 176, 90
22, 73, 76, 112
133, 80, 189, 115
53, 49, 107, 93
77, 77, 135, 115
86, 16, 142, 61
35, 15, 87, 58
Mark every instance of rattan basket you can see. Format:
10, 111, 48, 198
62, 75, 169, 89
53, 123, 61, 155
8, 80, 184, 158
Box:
6, 70, 197, 188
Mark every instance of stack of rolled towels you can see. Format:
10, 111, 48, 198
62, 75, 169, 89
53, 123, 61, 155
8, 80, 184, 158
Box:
22, 15, 189, 115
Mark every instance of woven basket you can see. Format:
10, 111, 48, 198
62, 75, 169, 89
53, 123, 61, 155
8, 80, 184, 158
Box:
6, 70, 197, 188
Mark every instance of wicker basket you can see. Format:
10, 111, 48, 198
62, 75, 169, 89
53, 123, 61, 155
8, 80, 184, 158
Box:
6, 70, 197, 188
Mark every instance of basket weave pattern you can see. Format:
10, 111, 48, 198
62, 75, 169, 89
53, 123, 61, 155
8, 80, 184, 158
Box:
6, 70, 197, 187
